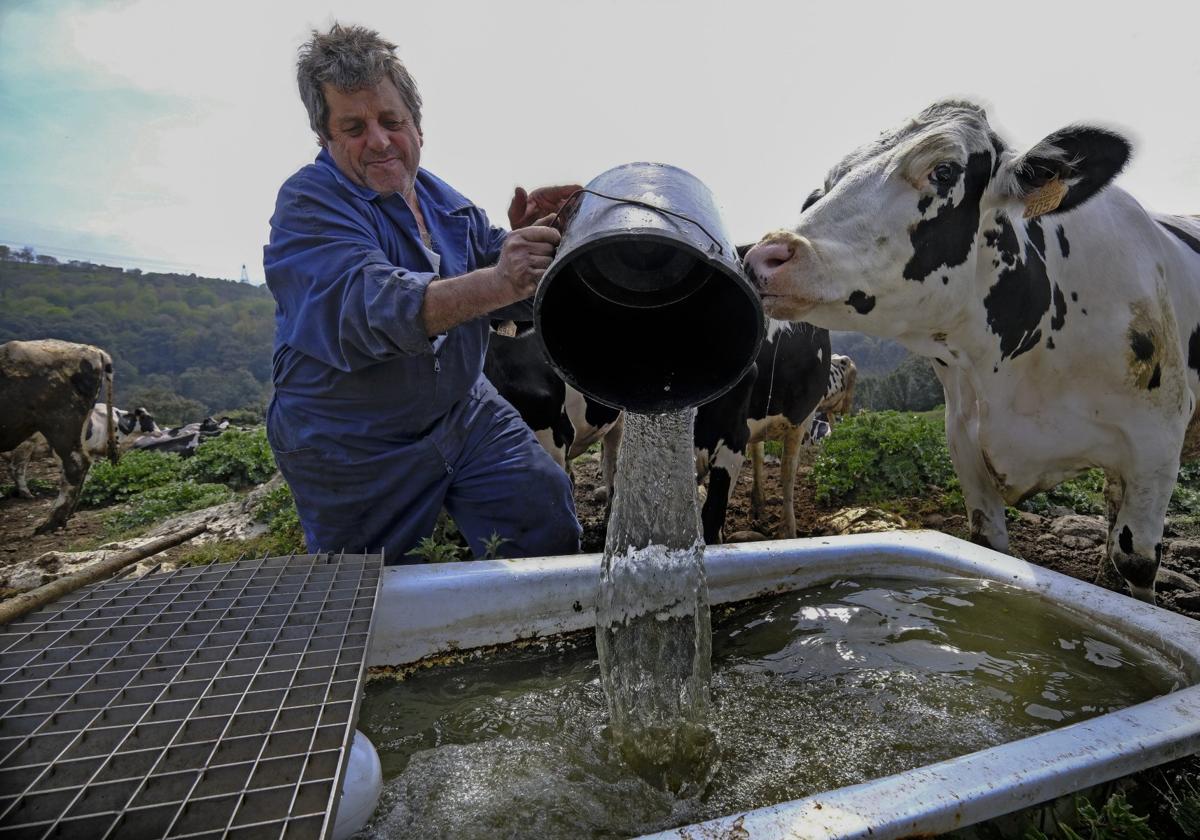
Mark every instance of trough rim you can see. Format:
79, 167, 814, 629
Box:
367, 530, 1200, 840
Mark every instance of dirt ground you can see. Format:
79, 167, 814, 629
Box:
567, 449, 1200, 623
3, 451, 1200, 622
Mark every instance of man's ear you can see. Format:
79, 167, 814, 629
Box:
999, 125, 1131, 218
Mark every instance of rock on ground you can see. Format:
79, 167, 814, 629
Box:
822, 507, 907, 535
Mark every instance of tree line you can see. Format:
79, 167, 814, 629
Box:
0, 245, 940, 422
0, 250, 274, 424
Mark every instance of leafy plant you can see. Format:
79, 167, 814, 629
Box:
1019, 470, 1106, 517
181, 428, 275, 488
409, 513, 469, 563
810, 410, 957, 505
1025, 792, 1157, 839
253, 482, 305, 553
103, 480, 233, 533
479, 532, 511, 560
81, 449, 184, 507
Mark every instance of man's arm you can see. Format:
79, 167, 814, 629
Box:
419, 219, 559, 336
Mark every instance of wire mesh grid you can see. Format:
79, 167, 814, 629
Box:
0, 553, 382, 840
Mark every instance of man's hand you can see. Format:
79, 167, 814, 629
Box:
495, 216, 561, 300
508, 184, 583, 229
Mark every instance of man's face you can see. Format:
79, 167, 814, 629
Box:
322, 79, 422, 198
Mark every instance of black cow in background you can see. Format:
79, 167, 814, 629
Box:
485, 321, 623, 504
488, 318, 831, 544
695, 320, 831, 542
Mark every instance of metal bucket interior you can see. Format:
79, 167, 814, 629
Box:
534, 162, 763, 413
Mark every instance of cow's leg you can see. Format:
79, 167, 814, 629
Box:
778, 423, 804, 538
37, 443, 88, 534
598, 417, 623, 513
1095, 471, 1128, 592
936, 369, 1009, 551
1104, 462, 1175, 603
700, 441, 746, 544
749, 441, 766, 518
533, 428, 568, 472
10, 441, 35, 499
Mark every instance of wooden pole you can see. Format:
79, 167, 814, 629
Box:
0, 523, 208, 626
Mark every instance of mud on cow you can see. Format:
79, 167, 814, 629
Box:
8, 406, 158, 499
745, 99, 1200, 602
694, 320, 831, 542
0, 339, 117, 533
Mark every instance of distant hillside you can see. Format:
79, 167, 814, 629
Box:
0, 254, 274, 423
827, 331, 943, 412
829, 331, 910, 376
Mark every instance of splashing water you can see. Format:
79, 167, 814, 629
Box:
595, 409, 712, 792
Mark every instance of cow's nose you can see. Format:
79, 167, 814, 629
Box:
744, 241, 795, 282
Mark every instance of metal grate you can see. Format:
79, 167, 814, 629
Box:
0, 553, 382, 840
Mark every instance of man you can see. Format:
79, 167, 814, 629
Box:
264, 23, 582, 562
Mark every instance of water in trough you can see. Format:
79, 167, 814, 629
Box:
357, 574, 1185, 839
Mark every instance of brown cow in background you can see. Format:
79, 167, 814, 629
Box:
0, 339, 117, 533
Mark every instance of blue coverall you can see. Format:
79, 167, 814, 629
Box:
263, 149, 581, 562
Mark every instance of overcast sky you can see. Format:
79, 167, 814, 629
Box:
1, 0, 1197, 283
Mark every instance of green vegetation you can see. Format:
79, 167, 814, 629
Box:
410, 514, 470, 563
74, 428, 280, 539
180, 428, 276, 488
80, 449, 185, 507
810, 410, 957, 506
0, 477, 57, 498
104, 482, 234, 533
0, 256, 274, 422
1018, 470, 1107, 517
1026, 792, 1158, 840
1169, 461, 1200, 531
407, 514, 510, 562
174, 481, 306, 566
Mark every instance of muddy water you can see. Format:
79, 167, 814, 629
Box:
357, 577, 1186, 840
594, 409, 711, 792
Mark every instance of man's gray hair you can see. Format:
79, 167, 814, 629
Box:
297, 22, 423, 140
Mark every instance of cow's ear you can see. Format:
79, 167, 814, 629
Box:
1003, 126, 1131, 218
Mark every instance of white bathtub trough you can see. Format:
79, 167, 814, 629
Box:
365, 530, 1200, 839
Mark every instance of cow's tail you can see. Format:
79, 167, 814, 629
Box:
103, 352, 118, 464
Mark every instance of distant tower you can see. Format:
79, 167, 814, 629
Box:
240, 264, 250, 284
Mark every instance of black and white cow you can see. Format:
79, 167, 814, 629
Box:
746, 99, 1200, 602
484, 321, 623, 503
0, 339, 116, 533
798, 353, 858, 447
819, 354, 858, 422
8, 406, 159, 499
695, 320, 831, 542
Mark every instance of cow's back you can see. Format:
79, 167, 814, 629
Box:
0, 339, 112, 451
749, 323, 832, 429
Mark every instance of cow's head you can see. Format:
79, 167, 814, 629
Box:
745, 100, 1131, 339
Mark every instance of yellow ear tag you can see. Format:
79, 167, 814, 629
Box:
496, 321, 518, 338
1023, 178, 1068, 218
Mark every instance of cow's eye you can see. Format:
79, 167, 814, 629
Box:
930, 162, 961, 186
